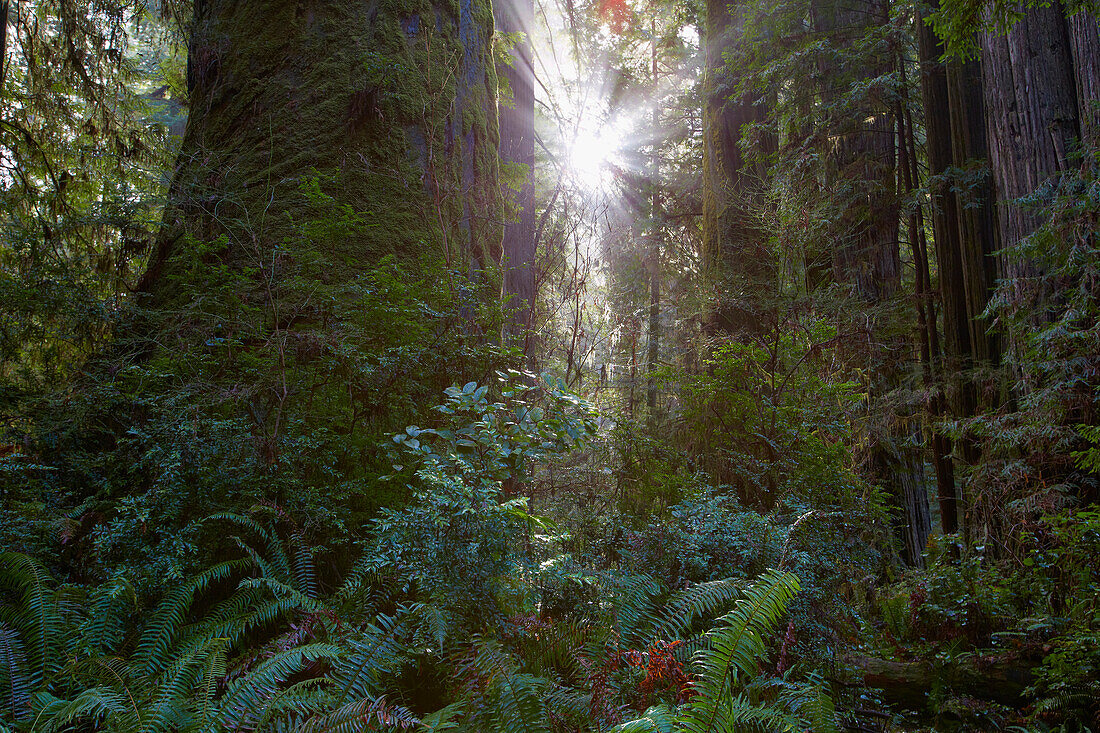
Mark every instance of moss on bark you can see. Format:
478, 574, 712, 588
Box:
126, 0, 505, 520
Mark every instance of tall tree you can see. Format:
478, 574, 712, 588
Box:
498, 0, 538, 358
701, 0, 771, 335
917, 4, 1000, 535
815, 0, 930, 563
108, 0, 503, 532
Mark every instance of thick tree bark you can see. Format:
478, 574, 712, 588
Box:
813, 0, 930, 564
497, 0, 537, 359
980, 2, 1084, 269
143, 0, 502, 298
136, 0, 502, 471
1068, 13, 1100, 149
916, 10, 1002, 535
701, 0, 771, 335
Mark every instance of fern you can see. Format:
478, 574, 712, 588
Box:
134, 558, 249, 676
417, 702, 463, 732
82, 577, 137, 655
650, 579, 742, 643
610, 704, 676, 732
464, 637, 552, 733
0, 623, 30, 721
202, 512, 294, 584
29, 687, 131, 733
678, 569, 801, 733
610, 574, 664, 649
208, 642, 344, 732
298, 696, 420, 732
777, 674, 838, 733
204, 511, 319, 599
0, 552, 61, 690
329, 607, 418, 705
292, 542, 319, 601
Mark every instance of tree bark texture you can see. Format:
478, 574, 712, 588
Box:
143, 0, 502, 298
980, 2, 1092, 274
813, 0, 930, 564
701, 0, 772, 335
917, 12, 1003, 535
497, 0, 537, 358
134, 0, 502, 475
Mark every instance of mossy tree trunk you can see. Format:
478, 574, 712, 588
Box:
815, 0, 930, 565
134, 0, 502, 508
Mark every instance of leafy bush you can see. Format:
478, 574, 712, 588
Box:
359, 372, 597, 624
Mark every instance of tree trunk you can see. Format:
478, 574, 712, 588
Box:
981, 2, 1080, 273
137, 0, 502, 471
497, 0, 537, 360
916, 9, 1002, 535
843, 650, 1038, 709
144, 0, 502, 297
813, 0, 930, 564
701, 0, 771, 335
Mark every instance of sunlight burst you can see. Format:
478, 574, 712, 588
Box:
567, 125, 618, 192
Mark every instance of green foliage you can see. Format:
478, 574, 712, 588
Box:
927, 0, 1100, 60
954, 147, 1100, 542
361, 373, 596, 622
676, 319, 867, 511
0, 2, 177, 392
612, 570, 840, 733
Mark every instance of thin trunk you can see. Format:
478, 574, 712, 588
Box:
646, 18, 660, 419
898, 66, 947, 547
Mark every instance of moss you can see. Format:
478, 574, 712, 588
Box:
135, 0, 506, 520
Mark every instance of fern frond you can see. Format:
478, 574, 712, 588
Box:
330, 607, 416, 705
0, 622, 31, 720
208, 642, 343, 733
540, 678, 590, 723
464, 638, 550, 733
142, 637, 231, 733
779, 675, 838, 733
292, 541, 318, 601
134, 558, 249, 675
610, 574, 664, 648
678, 569, 800, 733
650, 579, 741, 643
417, 702, 463, 732
702, 693, 801, 733
610, 704, 676, 732
236, 576, 327, 614
29, 687, 130, 733
83, 576, 137, 654
196, 638, 229, 730
206, 511, 296, 585
299, 696, 420, 733
410, 603, 450, 654
1034, 680, 1100, 718
172, 592, 312, 667
253, 678, 333, 730
0, 552, 57, 688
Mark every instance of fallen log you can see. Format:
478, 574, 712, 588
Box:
841, 650, 1039, 709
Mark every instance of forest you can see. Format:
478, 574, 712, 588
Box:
0, 0, 1098, 730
